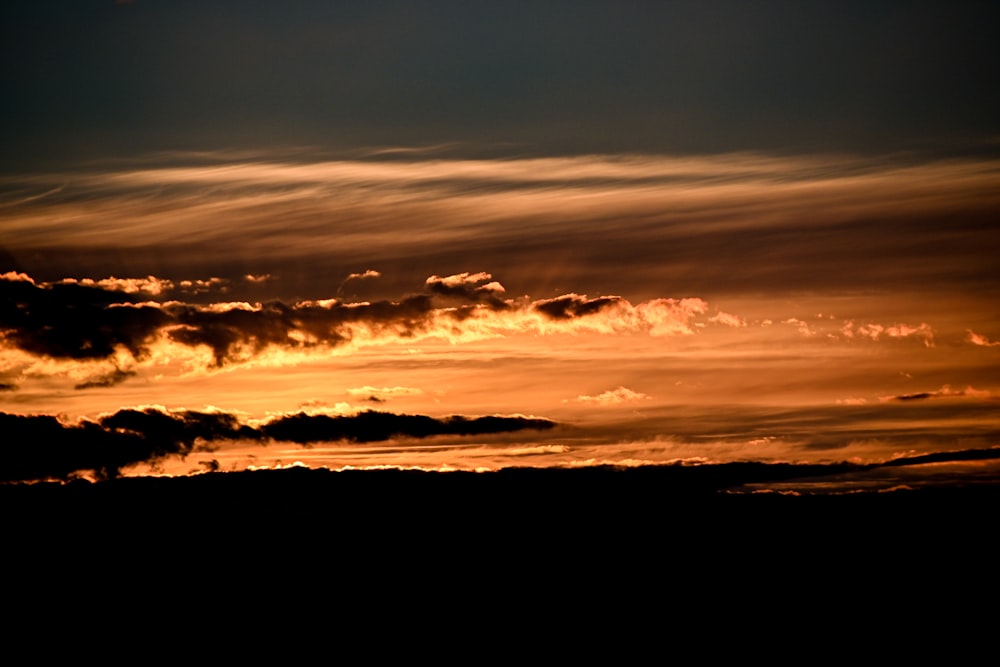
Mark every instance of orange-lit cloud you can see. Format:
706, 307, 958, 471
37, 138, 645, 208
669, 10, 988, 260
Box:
968, 330, 1000, 347
847, 321, 935, 347
708, 311, 746, 327
880, 385, 994, 403
0, 271, 717, 389
345, 270, 381, 282
2, 152, 997, 489
5, 153, 998, 303
574, 386, 651, 405
346, 385, 424, 402
244, 273, 272, 283
57, 276, 173, 295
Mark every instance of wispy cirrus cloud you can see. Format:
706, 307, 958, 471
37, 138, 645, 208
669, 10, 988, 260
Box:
4, 153, 998, 300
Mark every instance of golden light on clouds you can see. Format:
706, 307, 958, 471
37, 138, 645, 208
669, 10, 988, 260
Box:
2, 150, 998, 486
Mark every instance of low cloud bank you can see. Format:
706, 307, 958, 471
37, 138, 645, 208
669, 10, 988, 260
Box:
0, 407, 556, 483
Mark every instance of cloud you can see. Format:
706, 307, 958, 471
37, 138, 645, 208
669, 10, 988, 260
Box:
0, 407, 255, 482
0, 277, 170, 361
345, 270, 381, 282
0, 272, 34, 284
426, 272, 495, 289
176, 278, 229, 295
784, 318, 815, 336
836, 398, 868, 406
74, 368, 137, 390
7, 273, 230, 301
576, 386, 651, 405
261, 411, 556, 445
845, 321, 935, 347
346, 386, 424, 402
58, 276, 173, 296
426, 272, 508, 309
501, 444, 572, 457
968, 330, 1000, 347
882, 385, 994, 402
709, 311, 746, 327
879, 447, 1000, 469
0, 272, 715, 384
638, 298, 708, 336
7, 153, 998, 301
0, 406, 557, 482
533, 293, 622, 320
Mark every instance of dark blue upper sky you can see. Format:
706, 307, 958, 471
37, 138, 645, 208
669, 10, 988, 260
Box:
3, 1, 999, 167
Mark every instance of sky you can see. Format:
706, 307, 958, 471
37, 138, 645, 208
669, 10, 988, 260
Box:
2, 1, 999, 488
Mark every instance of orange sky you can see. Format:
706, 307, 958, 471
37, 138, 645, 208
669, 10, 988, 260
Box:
2, 151, 998, 481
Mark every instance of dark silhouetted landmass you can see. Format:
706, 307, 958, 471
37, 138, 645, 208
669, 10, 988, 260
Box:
5, 464, 998, 606
5, 465, 997, 557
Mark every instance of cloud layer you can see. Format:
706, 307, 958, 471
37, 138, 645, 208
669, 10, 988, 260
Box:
4, 153, 999, 302
0, 406, 556, 483
0, 271, 714, 384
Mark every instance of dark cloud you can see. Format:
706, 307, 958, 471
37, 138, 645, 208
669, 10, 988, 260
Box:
878, 448, 1000, 469
2, 272, 645, 373
261, 411, 556, 445
532, 294, 623, 320
0, 277, 168, 361
166, 301, 304, 366
100, 408, 258, 449
0, 407, 267, 482
425, 273, 509, 310
894, 392, 933, 401
0, 412, 147, 482
0, 407, 555, 483
888, 386, 995, 403
0, 274, 439, 368
74, 368, 137, 390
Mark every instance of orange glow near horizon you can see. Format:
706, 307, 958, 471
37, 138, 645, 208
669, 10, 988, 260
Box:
2, 151, 999, 483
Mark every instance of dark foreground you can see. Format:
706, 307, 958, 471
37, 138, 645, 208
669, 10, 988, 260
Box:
6, 464, 996, 554
6, 464, 998, 625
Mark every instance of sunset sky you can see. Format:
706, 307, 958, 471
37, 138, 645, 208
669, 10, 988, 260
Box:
2, 1, 998, 487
